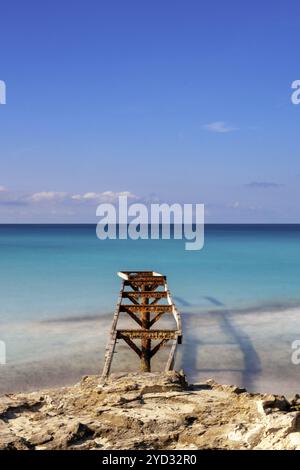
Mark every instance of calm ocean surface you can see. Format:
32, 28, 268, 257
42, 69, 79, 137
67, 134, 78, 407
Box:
0, 224, 300, 323
1, 224, 300, 394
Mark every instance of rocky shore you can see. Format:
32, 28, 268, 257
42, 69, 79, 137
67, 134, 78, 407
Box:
1, 371, 300, 450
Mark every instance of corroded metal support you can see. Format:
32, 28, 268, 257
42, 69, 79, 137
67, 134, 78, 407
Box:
101, 271, 182, 379
150, 338, 169, 358
117, 330, 177, 340
119, 334, 142, 357
141, 288, 151, 372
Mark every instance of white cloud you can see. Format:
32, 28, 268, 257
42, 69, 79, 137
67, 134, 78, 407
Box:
71, 191, 137, 203
29, 191, 68, 203
1, 189, 138, 206
71, 192, 99, 201
203, 121, 238, 133
245, 182, 283, 189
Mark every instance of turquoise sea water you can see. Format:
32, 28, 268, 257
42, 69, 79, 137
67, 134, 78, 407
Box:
0, 224, 300, 323
1, 224, 300, 394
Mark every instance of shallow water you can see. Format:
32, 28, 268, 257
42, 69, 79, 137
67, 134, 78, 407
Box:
1, 224, 300, 322
1, 224, 300, 395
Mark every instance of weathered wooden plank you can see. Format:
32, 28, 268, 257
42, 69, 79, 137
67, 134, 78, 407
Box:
118, 271, 157, 279
166, 287, 183, 340
119, 271, 164, 280
101, 331, 117, 379
101, 280, 125, 379
165, 336, 178, 371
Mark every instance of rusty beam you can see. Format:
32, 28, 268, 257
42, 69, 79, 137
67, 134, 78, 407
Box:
125, 279, 165, 288
124, 310, 143, 327
150, 338, 169, 358
119, 334, 142, 357
120, 305, 172, 313
124, 294, 141, 305
122, 291, 167, 300
150, 312, 165, 327
117, 330, 177, 340
127, 276, 166, 282
140, 287, 151, 372
149, 297, 161, 306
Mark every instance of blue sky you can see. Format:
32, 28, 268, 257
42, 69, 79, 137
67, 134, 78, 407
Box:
0, 0, 300, 222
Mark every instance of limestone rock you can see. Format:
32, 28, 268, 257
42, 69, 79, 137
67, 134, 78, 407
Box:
0, 371, 299, 450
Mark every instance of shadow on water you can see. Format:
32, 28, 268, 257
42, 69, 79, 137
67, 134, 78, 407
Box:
173, 296, 192, 307
178, 295, 262, 391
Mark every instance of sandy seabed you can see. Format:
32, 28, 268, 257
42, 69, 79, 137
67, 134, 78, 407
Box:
1, 307, 300, 396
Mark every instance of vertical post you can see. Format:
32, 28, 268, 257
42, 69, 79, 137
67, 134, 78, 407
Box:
140, 284, 151, 372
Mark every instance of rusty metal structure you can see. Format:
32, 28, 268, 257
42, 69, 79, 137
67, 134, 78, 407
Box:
101, 271, 182, 379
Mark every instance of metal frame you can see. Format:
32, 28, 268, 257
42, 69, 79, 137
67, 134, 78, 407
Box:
101, 271, 182, 380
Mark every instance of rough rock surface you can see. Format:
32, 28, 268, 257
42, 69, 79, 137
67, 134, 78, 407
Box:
1, 371, 300, 450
